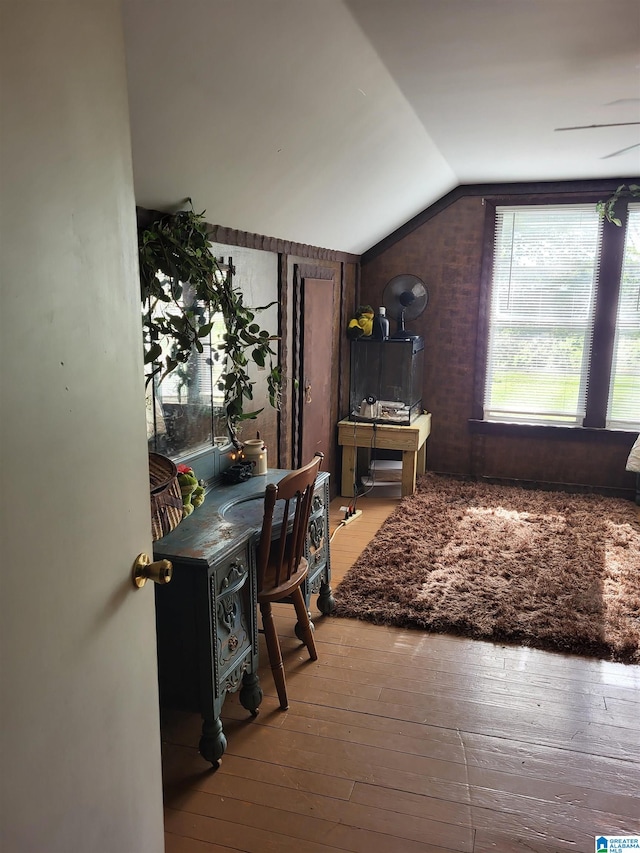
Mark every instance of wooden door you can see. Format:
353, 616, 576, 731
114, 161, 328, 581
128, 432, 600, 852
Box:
293, 270, 335, 468
1, 7, 165, 851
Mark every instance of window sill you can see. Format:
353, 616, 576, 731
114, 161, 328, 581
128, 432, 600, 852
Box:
468, 420, 638, 444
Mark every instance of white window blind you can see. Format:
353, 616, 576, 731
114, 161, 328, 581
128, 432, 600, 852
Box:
158, 310, 226, 406
607, 203, 640, 429
150, 277, 227, 407
484, 205, 602, 425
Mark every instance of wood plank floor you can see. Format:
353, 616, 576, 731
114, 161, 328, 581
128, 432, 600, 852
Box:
161, 495, 640, 853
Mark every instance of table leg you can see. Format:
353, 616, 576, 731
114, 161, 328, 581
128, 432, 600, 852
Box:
401, 450, 418, 497
341, 445, 356, 497
317, 580, 336, 614
199, 716, 227, 765
417, 439, 427, 475
239, 670, 263, 717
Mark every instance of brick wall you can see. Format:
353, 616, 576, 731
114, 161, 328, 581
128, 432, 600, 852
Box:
359, 193, 637, 496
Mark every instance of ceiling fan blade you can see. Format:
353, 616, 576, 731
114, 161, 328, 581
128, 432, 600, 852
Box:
605, 98, 640, 106
601, 142, 640, 159
554, 121, 640, 131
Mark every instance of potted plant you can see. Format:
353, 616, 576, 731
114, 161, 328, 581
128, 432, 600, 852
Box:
138, 200, 281, 444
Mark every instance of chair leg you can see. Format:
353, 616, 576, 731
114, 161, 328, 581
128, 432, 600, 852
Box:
292, 587, 318, 661
259, 600, 289, 710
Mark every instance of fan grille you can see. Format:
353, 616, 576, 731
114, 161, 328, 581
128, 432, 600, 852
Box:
382, 275, 428, 321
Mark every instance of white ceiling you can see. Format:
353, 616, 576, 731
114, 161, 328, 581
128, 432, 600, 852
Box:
123, 0, 640, 255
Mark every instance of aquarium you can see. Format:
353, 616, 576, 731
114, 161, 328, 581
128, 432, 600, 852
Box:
349, 337, 424, 426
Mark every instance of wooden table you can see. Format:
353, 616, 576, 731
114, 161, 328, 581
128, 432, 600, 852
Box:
337, 413, 432, 498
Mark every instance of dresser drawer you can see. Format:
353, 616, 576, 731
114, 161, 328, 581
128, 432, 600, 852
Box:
210, 546, 253, 698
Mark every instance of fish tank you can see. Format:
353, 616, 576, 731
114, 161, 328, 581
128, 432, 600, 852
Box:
349, 337, 424, 426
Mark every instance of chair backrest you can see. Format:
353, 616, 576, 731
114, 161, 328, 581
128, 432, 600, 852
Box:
256, 453, 323, 593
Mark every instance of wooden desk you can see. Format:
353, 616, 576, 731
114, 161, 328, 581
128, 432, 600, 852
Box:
338, 413, 431, 497
153, 469, 332, 764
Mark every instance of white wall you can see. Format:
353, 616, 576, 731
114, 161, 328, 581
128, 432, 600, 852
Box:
0, 3, 165, 850
123, 0, 456, 254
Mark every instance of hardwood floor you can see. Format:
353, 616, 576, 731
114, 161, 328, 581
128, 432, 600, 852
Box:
161, 495, 640, 853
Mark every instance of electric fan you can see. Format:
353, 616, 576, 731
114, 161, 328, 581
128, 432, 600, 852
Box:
382, 274, 429, 338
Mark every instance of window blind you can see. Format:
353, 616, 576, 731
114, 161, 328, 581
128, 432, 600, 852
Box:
607, 203, 640, 429
154, 304, 226, 407
484, 205, 602, 425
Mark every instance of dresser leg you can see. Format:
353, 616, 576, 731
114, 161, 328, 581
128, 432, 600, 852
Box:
239, 670, 263, 717
317, 580, 336, 615
294, 615, 314, 642
199, 716, 226, 765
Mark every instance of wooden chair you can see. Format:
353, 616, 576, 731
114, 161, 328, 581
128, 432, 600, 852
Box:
255, 453, 323, 710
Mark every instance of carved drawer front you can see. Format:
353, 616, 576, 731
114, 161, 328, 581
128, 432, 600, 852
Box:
211, 547, 252, 697
306, 480, 329, 594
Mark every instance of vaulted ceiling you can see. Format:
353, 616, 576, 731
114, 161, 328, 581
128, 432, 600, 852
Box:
123, 0, 640, 255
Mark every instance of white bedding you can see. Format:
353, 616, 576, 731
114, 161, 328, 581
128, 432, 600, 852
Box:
626, 435, 640, 473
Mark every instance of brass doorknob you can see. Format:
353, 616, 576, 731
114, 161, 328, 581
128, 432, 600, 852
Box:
132, 553, 173, 588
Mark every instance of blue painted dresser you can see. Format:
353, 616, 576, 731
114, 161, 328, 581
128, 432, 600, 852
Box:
152, 469, 333, 763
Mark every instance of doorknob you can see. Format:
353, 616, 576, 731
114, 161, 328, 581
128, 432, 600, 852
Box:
305, 380, 312, 404
132, 553, 173, 588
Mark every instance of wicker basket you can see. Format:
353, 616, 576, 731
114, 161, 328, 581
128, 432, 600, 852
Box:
149, 452, 183, 542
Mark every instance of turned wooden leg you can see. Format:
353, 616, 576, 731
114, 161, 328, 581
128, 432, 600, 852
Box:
294, 613, 312, 642
260, 600, 289, 710
239, 670, 263, 717
317, 580, 336, 615
199, 716, 226, 765
292, 586, 318, 661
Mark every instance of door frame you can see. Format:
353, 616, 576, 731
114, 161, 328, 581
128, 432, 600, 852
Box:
291, 264, 336, 469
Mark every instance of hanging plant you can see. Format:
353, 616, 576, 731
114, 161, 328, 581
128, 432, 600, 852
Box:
138, 201, 281, 440
596, 183, 640, 226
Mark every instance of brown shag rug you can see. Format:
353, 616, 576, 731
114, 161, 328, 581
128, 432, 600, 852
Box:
334, 473, 640, 663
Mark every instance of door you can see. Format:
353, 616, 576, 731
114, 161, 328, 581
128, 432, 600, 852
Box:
293, 270, 336, 467
1, 6, 164, 852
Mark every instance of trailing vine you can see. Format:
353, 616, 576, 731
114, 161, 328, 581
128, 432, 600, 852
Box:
596, 183, 640, 226
138, 201, 281, 440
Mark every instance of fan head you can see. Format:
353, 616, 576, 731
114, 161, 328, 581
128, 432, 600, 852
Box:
382, 274, 428, 338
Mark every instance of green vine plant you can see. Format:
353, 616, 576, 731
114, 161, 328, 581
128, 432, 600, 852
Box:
596, 183, 640, 227
138, 201, 281, 443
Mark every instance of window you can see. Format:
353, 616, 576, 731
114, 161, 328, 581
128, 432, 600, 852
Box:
482, 201, 640, 431
146, 274, 229, 458
608, 204, 640, 428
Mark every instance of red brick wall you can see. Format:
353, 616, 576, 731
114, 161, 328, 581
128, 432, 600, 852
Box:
359, 194, 637, 495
